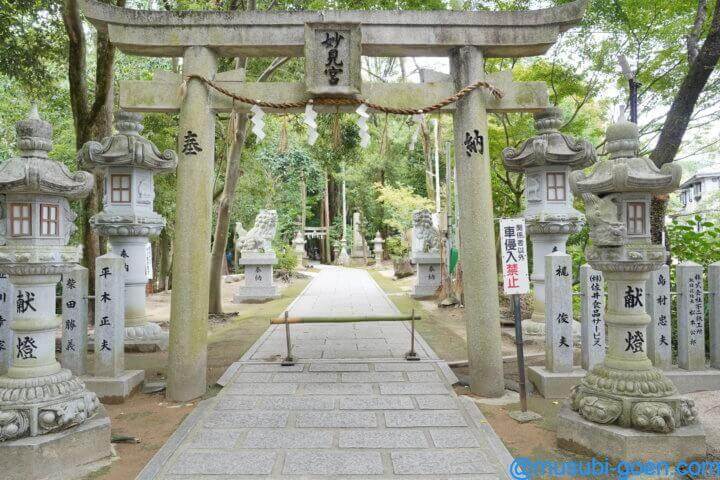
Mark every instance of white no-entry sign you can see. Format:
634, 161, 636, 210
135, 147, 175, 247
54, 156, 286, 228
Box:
499, 218, 530, 295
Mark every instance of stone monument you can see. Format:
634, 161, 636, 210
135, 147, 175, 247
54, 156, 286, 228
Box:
234, 209, 280, 302
557, 114, 704, 462
373, 230, 384, 263
502, 107, 595, 333
79, 111, 178, 351
350, 211, 369, 258
0, 108, 111, 478
411, 209, 441, 298
292, 230, 306, 267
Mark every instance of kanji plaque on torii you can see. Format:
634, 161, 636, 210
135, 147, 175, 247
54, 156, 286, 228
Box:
305, 23, 361, 97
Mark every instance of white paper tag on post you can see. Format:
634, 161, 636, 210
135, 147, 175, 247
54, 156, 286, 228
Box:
499, 218, 530, 295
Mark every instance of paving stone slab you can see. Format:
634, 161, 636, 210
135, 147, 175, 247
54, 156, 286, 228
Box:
341, 371, 405, 382
380, 383, 450, 395
376, 362, 437, 371
184, 429, 245, 449
338, 395, 414, 410
302, 382, 374, 395
338, 429, 429, 448
168, 451, 277, 475
385, 410, 468, 427
272, 372, 338, 383
406, 371, 442, 382
429, 428, 481, 447
295, 411, 378, 428
283, 451, 384, 475
231, 372, 274, 382
243, 428, 334, 448
242, 363, 305, 372
309, 363, 370, 372
204, 411, 289, 428
390, 450, 493, 475
225, 383, 298, 395
415, 395, 459, 410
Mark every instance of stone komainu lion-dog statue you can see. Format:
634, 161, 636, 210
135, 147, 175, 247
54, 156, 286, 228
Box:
235, 209, 277, 253
412, 209, 439, 253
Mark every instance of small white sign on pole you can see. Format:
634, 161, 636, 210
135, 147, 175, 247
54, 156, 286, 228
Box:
499, 218, 530, 295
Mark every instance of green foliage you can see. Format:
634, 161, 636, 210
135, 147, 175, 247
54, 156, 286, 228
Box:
374, 183, 433, 234
274, 242, 299, 272
385, 235, 409, 260
667, 216, 720, 265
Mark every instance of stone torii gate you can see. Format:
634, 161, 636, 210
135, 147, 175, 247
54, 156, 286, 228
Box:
80, 0, 587, 402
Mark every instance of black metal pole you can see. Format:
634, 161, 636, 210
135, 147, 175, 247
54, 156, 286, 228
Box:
513, 295, 528, 412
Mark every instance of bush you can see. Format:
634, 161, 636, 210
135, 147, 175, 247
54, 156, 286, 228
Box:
667, 215, 720, 265
385, 235, 409, 259
275, 243, 298, 272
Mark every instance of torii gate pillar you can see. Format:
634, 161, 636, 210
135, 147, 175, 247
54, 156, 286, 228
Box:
167, 47, 217, 402
451, 47, 504, 396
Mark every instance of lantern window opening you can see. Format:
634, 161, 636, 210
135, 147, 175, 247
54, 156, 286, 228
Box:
40, 203, 59, 237
9, 203, 32, 237
111, 174, 132, 204
546, 172, 567, 202
626, 201, 646, 236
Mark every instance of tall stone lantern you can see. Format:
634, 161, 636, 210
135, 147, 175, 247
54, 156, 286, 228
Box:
557, 116, 703, 462
502, 108, 595, 330
79, 111, 177, 350
0, 108, 102, 443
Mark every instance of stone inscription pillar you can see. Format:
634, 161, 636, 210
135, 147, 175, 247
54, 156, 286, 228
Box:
646, 265, 671, 369
61, 266, 89, 376
94, 254, 126, 378
580, 264, 605, 371
168, 46, 217, 401
450, 46, 504, 397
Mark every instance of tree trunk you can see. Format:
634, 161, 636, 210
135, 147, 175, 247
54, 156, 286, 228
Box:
649, 0, 720, 241
324, 173, 331, 263
208, 113, 249, 314
300, 175, 307, 231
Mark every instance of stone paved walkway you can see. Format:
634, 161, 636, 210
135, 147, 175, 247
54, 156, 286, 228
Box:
138, 266, 512, 479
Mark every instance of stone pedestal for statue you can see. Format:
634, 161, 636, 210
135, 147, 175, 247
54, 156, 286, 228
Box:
292, 231, 306, 267
0, 108, 110, 476
234, 210, 280, 302
557, 114, 704, 461
411, 252, 442, 298
79, 111, 178, 352
502, 108, 595, 332
235, 252, 280, 302
372, 231, 384, 263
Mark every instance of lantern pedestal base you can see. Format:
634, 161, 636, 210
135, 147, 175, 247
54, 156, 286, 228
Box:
0, 406, 112, 480
527, 365, 586, 399
83, 369, 145, 404
125, 322, 169, 352
557, 403, 706, 464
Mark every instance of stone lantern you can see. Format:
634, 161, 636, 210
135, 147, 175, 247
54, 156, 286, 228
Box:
79, 111, 177, 350
372, 231, 384, 263
502, 108, 595, 330
557, 115, 703, 461
0, 108, 102, 445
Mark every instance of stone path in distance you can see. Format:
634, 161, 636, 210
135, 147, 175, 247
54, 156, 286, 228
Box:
138, 266, 513, 479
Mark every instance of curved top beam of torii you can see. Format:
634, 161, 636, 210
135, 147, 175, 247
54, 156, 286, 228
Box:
79, 0, 588, 58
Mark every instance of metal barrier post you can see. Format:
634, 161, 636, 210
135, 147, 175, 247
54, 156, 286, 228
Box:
405, 308, 420, 361
281, 311, 294, 366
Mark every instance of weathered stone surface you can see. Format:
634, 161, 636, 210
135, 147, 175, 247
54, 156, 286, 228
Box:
391, 450, 491, 475
283, 451, 384, 475
429, 428, 481, 447
341, 371, 404, 382
544, 252, 574, 373
677, 261, 706, 371
272, 372, 338, 383
204, 411, 289, 428
303, 383, 374, 395
94, 253, 126, 378
0, 275, 12, 375
339, 429, 428, 448
309, 362, 369, 372
226, 382, 298, 395
415, 395, 459, 410
646, 265, 671, 369
243, 428, 333, 448
338, 395, 414, 410
60, 266, 88, 376
580, 264, 605, 371
187, 429, 243, 448
295, 411, 377, 428
380, 383, 449, 395
406, 371, 441, 382
384, 410, 467, 427
168, 451, 277, 475
376, 362, 435, 371
710, 262, 720, 369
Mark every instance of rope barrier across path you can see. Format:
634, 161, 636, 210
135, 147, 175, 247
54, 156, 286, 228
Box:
183, 74, 504, 115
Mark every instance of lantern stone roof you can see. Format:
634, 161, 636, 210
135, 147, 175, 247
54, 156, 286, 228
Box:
78, 111, 178, 173
0, 107, 93, 199
501, 107, 596, 172
571, 118, 681, 195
